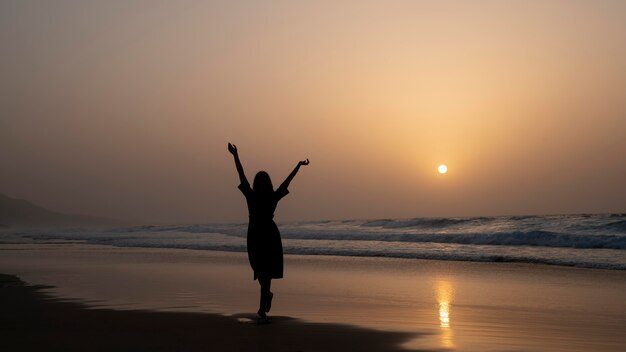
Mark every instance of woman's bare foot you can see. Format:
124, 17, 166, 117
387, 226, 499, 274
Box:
257, 308, 269, 322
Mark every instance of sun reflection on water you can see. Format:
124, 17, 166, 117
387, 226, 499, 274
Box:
439, 301, 450, 328
436, 279, 454, 349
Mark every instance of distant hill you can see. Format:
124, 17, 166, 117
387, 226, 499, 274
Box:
0, 193, 119, 229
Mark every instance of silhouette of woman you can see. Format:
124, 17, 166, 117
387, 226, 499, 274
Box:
228, 143, 309, 321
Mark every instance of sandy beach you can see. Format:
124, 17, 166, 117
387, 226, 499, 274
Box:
1, 273, 417, 352
1, 243, 625, 351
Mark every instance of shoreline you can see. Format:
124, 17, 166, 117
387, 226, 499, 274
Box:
1, 244, 625, 351
0, 273, 419, 352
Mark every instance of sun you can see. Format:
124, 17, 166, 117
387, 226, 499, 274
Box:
438, 164, 448, 174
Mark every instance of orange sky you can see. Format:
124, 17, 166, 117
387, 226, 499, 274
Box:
1, 0, 625, 223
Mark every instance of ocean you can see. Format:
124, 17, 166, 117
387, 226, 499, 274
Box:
4, 213, 626, 270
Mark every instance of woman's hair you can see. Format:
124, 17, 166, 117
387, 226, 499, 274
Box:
253, 171, 274, 194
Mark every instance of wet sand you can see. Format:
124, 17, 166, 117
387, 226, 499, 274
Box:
0, 273, 419, 352
1, 244, 625, 351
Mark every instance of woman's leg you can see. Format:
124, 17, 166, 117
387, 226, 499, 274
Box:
258, 277, 272, 319
264, 279, 273, 313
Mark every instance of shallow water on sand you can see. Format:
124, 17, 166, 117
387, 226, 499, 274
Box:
1, 244, 625, 351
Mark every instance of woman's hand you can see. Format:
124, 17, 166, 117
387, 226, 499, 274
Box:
228, 143, 238, 156
299, 159, 310, 166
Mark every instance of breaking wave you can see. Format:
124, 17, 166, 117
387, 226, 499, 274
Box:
5, 213, 625, 270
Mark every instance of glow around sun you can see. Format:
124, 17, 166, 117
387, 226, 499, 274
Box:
438, 164, 448, 174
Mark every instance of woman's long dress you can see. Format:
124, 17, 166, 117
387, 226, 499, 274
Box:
238, 181, 288, 280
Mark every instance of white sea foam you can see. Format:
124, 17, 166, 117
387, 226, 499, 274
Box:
5, 214, 625, 270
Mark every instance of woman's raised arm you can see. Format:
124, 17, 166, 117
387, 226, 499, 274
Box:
279, 159, 309, 191
228, 143, 248, 185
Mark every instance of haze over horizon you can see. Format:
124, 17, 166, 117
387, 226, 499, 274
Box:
2, 0, 625, 224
